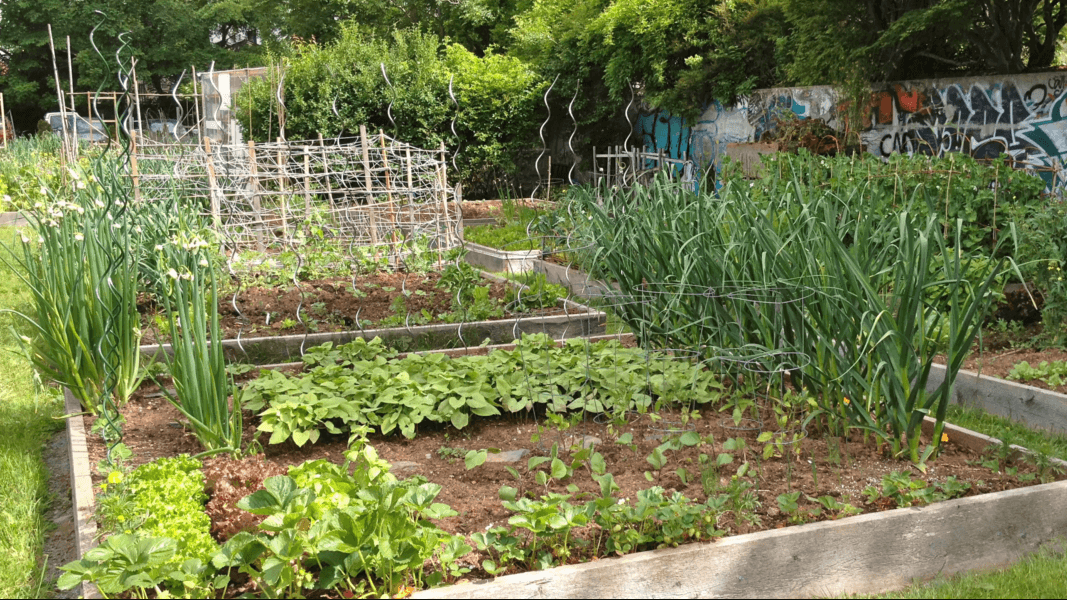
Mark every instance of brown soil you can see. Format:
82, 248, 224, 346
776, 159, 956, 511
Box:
938, 346, 1067, 395
140, 271, 566, 344
460, 200, 554, 221
84, 369, 1062, 579
930, 321, 1067, 395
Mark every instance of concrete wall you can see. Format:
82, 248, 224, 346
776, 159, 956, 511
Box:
639, 71, 1067, 191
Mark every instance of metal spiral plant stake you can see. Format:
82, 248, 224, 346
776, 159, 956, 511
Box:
567, 80, 580, 185
531, 75, 559, 202
90, 15, 135, 463
448, 75, 461, 174
381, 63, 397, 136
622, 82, 636, 185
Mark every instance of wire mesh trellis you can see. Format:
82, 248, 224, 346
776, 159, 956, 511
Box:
131, 129, 461, 260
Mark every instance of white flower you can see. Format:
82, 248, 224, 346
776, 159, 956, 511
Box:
76, 181, 86, 190
39, 186, 48, 196
167, 268, 179, 280
76, 206, 85, 214
95, 199, 105, 209
74, 233, 84, 241
199, 258, 209, 267
20, 234, 30, 244
2, 195, 10, 204
180, 271, 193, 281
154, 244, 164, 251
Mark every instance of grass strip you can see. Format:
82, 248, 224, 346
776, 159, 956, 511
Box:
843, 542, 1067, 598
0, 227, 63, 597
944, 403, 1067, 461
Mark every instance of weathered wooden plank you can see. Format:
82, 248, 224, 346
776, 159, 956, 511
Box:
927, 362, 1067, 436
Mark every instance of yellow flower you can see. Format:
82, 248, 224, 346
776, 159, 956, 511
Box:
107, 471, 123, 485
941, 433, 949, 443
843, 397, 851, 406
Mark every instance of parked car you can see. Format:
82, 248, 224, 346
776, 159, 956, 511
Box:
44, 112, 109, 142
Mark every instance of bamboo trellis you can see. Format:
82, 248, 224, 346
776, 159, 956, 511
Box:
132, 126, 460, 256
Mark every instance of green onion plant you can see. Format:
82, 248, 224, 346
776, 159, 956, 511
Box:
572, 171, 1010, 465
0, 154, 143, 412
155, 238, 242, 456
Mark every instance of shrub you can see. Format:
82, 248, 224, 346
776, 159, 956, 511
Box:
235, 27, 546, 196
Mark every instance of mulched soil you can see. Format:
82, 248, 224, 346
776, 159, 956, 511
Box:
139, 271, 566, 344
83, 365, 1063, 582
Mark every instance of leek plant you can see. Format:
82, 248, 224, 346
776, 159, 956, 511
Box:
0, 155, 143, 412
573, 173, 1007, 465
155, 238, 242, 455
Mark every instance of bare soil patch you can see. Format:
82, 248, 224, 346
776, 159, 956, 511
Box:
139, 271, 567, 344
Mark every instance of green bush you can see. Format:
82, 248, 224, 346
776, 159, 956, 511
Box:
1009, 200, 1067, 344
235, 27, 546, 196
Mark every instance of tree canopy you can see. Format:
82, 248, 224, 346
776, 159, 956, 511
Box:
3, 0, 1067, 132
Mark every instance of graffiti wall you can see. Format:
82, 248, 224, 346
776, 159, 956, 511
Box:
637, 72, 1067, 190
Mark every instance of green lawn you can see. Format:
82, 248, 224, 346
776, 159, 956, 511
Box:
846, 543, 1067, 598
0, 228, 63, 598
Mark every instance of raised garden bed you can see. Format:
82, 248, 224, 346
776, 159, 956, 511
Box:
461, 241, 540, 274
66, 335, 1067, 598
139, 270, 605, 363
0, 211, 29, 227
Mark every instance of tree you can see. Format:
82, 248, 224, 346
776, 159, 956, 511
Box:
509, 0, 785, 124
0, 0, 261, 131
780, 0, 1067, 85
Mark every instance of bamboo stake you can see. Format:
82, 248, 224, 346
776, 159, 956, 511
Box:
318, 133, 335, 213
303, 146, 312, 217
0, 93, 7, 150
132, 59, 144, 137
276, 137, 288, 240
203, 137, 222, 227
247, 140, 266, 250
379, 130, 399, 248
47, 24, 71, 162
360, 125, 379, 245
546, 155, 552, 201
406, 146, 415, 227
66, 36, 75, 112
130, 131, 142, 202
437, 140, 448, 268
192, 67, 204, 142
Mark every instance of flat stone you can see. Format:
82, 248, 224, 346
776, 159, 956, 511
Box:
390, 461, 421, 471
564, 435, 602, 449
485, 449, 529, 463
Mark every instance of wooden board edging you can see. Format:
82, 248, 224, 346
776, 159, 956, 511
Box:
461, 241, 541, 273
0, 211, 29, 227
139, 273, 605, 365
63, 387, 100, 599
415, 420, 1067, 599
927, 363, 1067, 435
